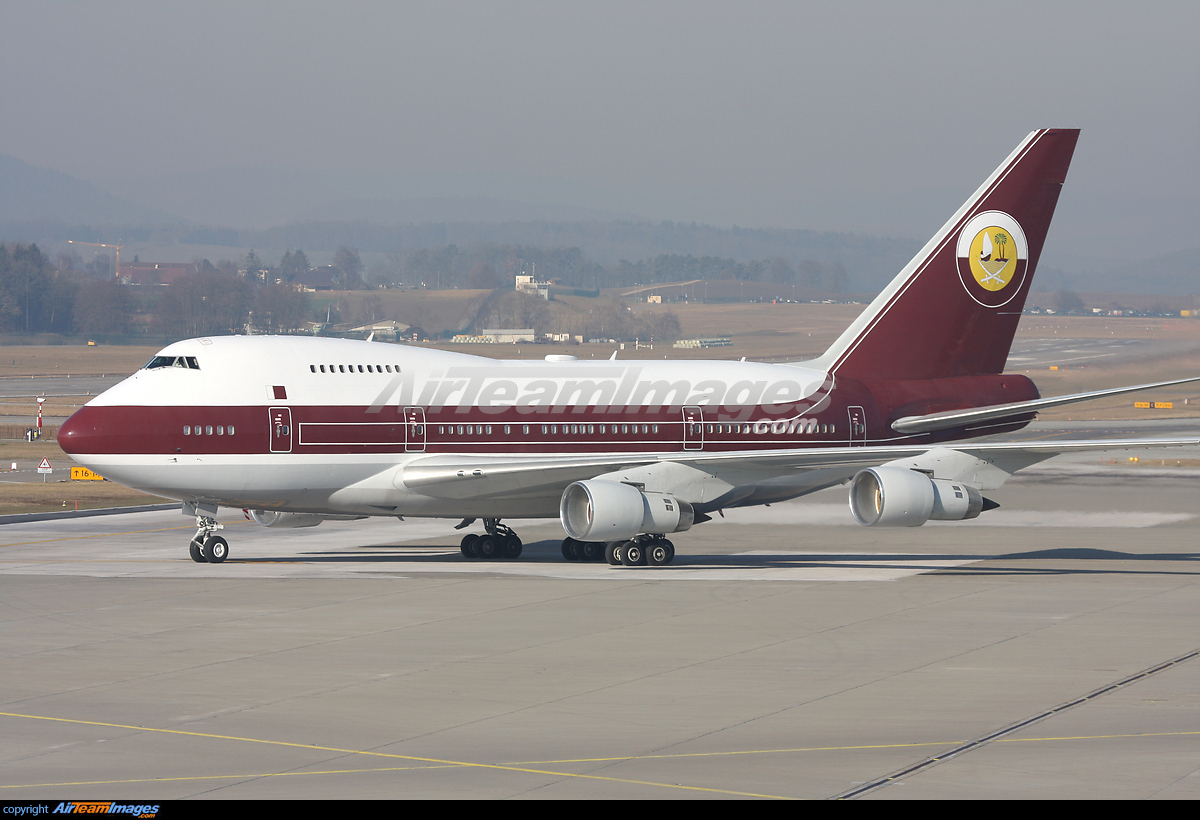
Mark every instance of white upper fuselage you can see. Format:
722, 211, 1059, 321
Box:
63, 336, 851, 518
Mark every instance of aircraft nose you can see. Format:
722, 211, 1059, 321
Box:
58, 406, 97, 455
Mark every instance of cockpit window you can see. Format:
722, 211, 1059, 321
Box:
144, 356, 200, 370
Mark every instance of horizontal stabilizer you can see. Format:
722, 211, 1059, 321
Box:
891, 376, 1200, 434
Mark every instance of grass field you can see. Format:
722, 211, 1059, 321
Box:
0, 440, 166, 514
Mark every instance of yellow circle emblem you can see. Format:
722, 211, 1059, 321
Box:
967, 226, 1018, 291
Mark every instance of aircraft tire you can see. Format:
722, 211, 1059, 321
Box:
621, 542, 645, 566
605, 541, 624, 565
502, 534, 523, 559
561, 538, 580, 561
189, 540, 207, 563
203, 536, 228, 564
460, 533, 479, 558
581, 541, 601, 561
647, 540, 671, 566
476, 535, 498, 560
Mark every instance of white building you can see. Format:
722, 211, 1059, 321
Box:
515, 273, 550, 300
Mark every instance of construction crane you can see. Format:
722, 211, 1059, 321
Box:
67, 240, 124, 280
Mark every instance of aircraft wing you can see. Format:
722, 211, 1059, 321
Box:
890, 377, 1200, 434
400, 436, 1198, 500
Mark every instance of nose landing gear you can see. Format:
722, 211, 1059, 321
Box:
189, 515, 228, 564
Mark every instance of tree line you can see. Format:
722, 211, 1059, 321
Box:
0, 240, 834, 342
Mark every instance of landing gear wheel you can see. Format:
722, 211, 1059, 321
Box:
647, 540, 672, 566
561, 538, 581, 561
581, 541, 601, 561
460, 533, 479, 558
189, 540, 207, 563
605, 541, 625, 566
476, 535, 498, 560
622, 542, 646, 566
502, 534, 523, 559
202, 535, 228, 564
663, 539, 675, 564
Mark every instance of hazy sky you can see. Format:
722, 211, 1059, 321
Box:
2, 1, 1197, 269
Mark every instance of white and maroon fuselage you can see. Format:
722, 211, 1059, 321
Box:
58, 334, 1036, 519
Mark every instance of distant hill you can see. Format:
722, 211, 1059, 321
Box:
0, 153, 179, 226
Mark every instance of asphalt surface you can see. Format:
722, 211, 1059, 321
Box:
2, 447, 1198, 799
1, 349, 1198, 800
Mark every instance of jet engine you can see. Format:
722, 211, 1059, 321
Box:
560, 480, 695, 541
245, 510, 328, 528
848, 467, 986, 527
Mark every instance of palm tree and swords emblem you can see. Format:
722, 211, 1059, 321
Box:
970, 226, 1016, 290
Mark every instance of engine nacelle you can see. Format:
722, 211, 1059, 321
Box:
560, 480, 695, 541
849, 467, 984, 527
245, 509, 327, 528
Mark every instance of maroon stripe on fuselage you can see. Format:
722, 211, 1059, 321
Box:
57, 379, 1033, 458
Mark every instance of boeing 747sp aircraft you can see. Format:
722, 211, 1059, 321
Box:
59, 129, 1198, 566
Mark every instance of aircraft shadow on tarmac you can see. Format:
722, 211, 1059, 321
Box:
228, 541, 1200, 576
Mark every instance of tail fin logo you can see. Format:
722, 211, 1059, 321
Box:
956, 211, 1028, 307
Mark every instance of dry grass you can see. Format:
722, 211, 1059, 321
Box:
0, 344, 159, 376
0, 439, 168, 514
0, 480, 167, 515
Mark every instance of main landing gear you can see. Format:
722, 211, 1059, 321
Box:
563, 535, 676, 567
189, 515, 229, 564
460, 518, 523, 560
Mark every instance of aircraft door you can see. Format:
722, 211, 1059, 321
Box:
683, 406, 704, 450
847, 406, 866, 446
404, 406, 426, 452
269, 407, 292, 453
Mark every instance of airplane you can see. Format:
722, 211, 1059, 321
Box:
58, 128, 1199, 567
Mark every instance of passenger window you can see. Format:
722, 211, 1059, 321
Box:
206, 425, 213, 435
217, 426, 224, 435
183, 426, 190, 435
310, 365, 316, 373
228, 425, 235, 435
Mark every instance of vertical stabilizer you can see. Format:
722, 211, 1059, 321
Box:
811, 129, 1079, 381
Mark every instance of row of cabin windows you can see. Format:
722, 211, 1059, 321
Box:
436, 423, 661, 436
700, 422, 835, 435
310, 364, 401, 374
183, 425, 235, 436
430, 423, 836, 436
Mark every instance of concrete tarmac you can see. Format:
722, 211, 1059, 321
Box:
1, 456, 1198, 799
